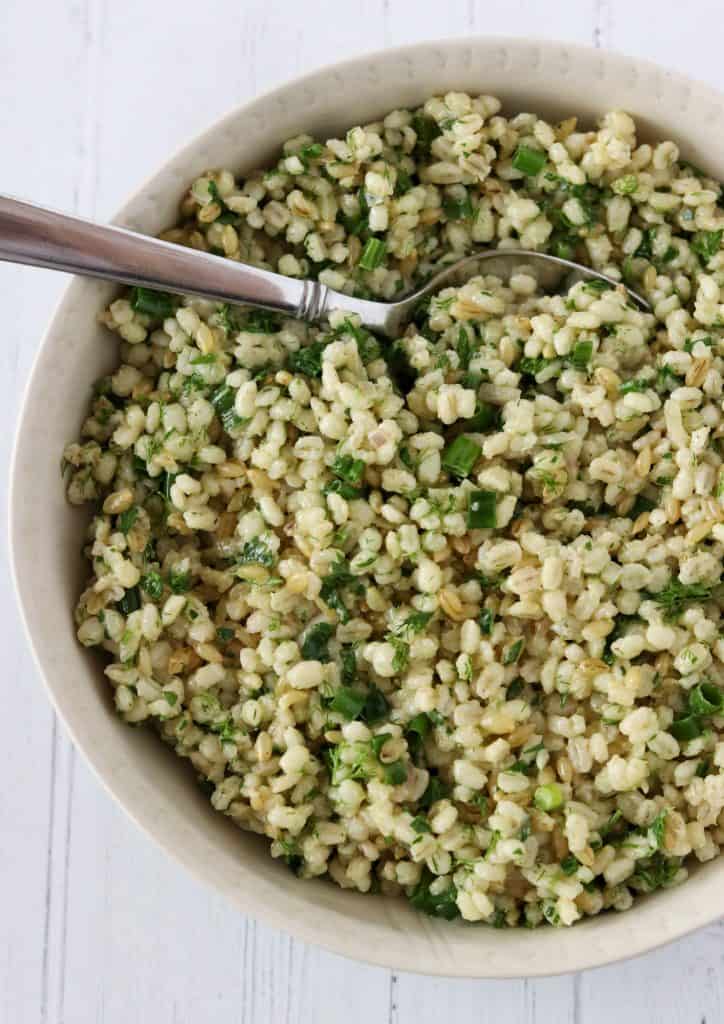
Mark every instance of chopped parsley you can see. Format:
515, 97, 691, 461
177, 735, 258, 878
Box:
235, 539, 276, 568
411, 114, 442, 155
408, 869, 460, 919
320, 556, 363, 623
167, 568, 192, 594
301, 621, 334, 662
443, 190, 474, 220
479, 607, 495, 636
632, 853, 681, 892
691, 229, 723, 266
209, 383, 246, 434
649, 578, 719, 621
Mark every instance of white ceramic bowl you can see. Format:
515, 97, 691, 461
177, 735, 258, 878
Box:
11, 37, 724, 978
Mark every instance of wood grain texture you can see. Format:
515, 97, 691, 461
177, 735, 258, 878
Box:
2, 2, 724, 1021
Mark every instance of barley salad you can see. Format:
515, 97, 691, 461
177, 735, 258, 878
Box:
64, 93, 724, 929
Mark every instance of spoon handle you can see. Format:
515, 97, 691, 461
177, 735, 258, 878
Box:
0, 194, 331, 320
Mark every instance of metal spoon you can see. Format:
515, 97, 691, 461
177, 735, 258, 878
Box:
0, 194, 650, 338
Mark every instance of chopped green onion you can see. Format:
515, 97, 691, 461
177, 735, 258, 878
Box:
534, 783, 564, 812
503, 639, 524, 665
358, 238, 386, 271
467, 490, 497, 529
117, 586, 141, 616
370, 733, 391, 759
512, 145, 546, 176
684, 336, 714, 353
634, 227, 657, 261
130, 286, 174, 319
395, 168, 413, 195
406, 712, 433, 740
560, 854, 579, 876
519, 355, 557, 378
442, 435, 482, 479
612, 174, 639, 195
456, 327, 472, 370
669, 714, 702, 742
362, 686, 389, 724
465, 401, 500, 433
551, 235, 576, 260
418, 774, 449, 809
411, 815, 431, 834
619, 378, 650, 395
329, 686, 367, 720
629, 494, 656, 518
505, 677, 524, 700
479, 607, 495, 636
688, 682, 723, 716
300, 142, 323, 165
569, 339, 593, 370
383, 760, 407, 786
443, 191, 474, 221
583, 278, 610, 294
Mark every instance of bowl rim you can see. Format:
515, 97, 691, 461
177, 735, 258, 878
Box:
10, 33, 724, 978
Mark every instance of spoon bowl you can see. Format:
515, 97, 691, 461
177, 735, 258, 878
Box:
340, 248, 651, 337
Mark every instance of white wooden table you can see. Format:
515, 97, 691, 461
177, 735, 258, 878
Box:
2, 2, 724, 1020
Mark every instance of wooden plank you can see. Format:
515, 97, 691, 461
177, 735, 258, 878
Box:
0, 1, 94, 1022
578, 923, 724, 1024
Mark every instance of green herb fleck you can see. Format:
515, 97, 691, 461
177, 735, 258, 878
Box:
140, 571, 164, 601
130, 287, 174, 319
117, 507, 139, 534
301, 622, 334, 662
512, 145, 546, 176
503, 639, 524, 665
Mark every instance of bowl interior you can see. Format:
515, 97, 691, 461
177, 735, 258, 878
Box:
11, 36, 724, 977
